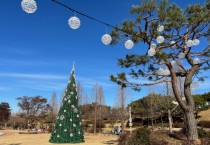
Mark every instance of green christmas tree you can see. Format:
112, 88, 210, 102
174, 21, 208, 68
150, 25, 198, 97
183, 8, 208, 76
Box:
49, 66, 84, 143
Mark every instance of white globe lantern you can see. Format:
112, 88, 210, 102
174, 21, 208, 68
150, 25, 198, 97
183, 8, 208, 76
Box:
178, 52, 185, 59
101, 34, 112, 45
186, 40, 194, 47
157, 68, 165, 75
21, 0, 37, 14
148, 49, 156, 56
164, 69, 170, 76
157, 25, 164, 32
193, 58, 200, 64
170, 41, 176, 48
129, 123, 133, 127
150, 43, 157, 49
125, 40, 134, 49
171, 60, 177, 66
156, 36, 164, 44
193, 39, 200, 46
182, 97, 186, 101
68, 16, 81, 29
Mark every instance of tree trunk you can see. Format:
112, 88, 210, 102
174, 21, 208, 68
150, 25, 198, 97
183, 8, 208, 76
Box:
183, 109, 198, 140
168, 109, 173, 134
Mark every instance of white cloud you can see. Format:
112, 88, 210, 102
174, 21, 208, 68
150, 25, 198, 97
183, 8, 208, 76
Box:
0, 72, 67, 80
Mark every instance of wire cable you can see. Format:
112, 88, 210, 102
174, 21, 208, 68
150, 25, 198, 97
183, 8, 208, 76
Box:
51, 0, 129, 35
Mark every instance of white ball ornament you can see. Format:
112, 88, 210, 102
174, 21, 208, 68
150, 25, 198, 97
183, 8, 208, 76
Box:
68, 16, 81, 29
60, 115, 64, 120
150, 43, 157, 49
171, 60, 177, 66
73, 108, 78, 113
193, 39, 200, 46
164, 69, 170, 76
101, 34, 112, 45
178, 52, 185, 59
170, 41, 176, 47
21, 0, 37, 14
157, 25, 164, 32
125, 40, 134, 49
148, 49, 156, 56
157, 68, 165, 75
193, 58, 200, 64
156, 36, 164, 44
186, 40, 194, 47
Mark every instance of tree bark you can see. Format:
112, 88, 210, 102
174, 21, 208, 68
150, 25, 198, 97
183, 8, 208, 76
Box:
183, 109, 198, 140
168, 109, 173, 134
169, 64, 199, 141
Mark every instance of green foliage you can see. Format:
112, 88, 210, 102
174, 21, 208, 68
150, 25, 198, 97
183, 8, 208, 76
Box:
127, 127, 151, 145
0, 102, 11, 125
198, 129, 210, 138
110, 0, 210, 91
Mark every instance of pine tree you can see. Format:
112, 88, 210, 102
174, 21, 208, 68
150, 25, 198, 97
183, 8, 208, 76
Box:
49, 66, 85, 143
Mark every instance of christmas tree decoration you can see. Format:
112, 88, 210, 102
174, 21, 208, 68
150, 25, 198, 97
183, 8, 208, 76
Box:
193, 58, 200, 64
157, 25, 164, 32
193, 39, 200, 46
170, 41, 176, 47
171, 60, 177, 66
49, 66, 84, 143
178, 52, 185, 59
101, 34, 112, 45
164, 69, 170, 76
156, 36, 164, 44
68, 16, 81, 29
157, 68, 165, 75
21, 0, 37, 14
186, 39, 194, 47
125, 39, 134, 49
148, 49, 156, 56
150, 43, 157, 49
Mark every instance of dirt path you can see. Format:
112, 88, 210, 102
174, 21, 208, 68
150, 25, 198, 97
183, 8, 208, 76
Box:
0, 130, 118, 145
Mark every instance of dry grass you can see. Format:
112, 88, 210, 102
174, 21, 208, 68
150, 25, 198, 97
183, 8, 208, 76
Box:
198, 108, 210, 121
0, 130, 118, 145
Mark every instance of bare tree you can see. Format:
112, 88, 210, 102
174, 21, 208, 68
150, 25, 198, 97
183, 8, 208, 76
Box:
77, 81, 85, 106
49, 91, 58, 123
16, 96, 48, 132
115, 86, 128, 132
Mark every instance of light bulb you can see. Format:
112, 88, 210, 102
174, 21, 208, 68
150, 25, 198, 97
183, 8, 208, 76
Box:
21, 0, 37, 14
68, 16, 81, 29
156, 36, 164, 44
148, 49, 156, 56
193, 58, 200, 64
157, 25, 164, 32
101, 34, 112, 45
125, 40, 134, 49
150, 43, 157, 49
186, 40, 194, 47
178, 52, 185, 59
170, 41, 176, 48
193, 39, 200, 46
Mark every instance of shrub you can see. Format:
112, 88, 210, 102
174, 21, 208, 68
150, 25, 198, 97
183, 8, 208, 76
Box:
198, 129, 210, 138
126, 127, 151, 145
118, 132, 130, 145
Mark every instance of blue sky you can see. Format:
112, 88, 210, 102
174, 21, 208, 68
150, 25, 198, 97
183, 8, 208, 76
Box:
0, 0, 209, 112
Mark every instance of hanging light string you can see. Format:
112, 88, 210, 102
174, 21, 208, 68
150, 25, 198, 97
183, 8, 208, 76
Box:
52, 0, 127, 34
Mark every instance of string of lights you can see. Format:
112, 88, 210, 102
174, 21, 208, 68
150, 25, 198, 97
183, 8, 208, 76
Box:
20, 0, 201, 59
